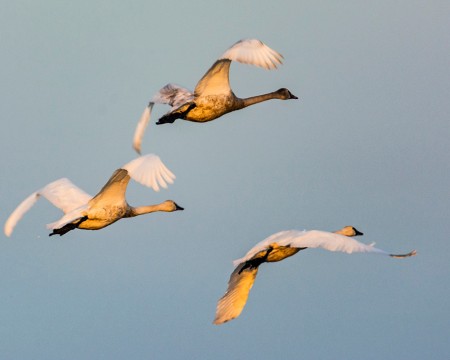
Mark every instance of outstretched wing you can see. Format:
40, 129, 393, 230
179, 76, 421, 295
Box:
4, 178, 91, 237
122, 154, 176, 191
133, 84, 194, 154
213, 263, 259, 325
279, 230, 416, 258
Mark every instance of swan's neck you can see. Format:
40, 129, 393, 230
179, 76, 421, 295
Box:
241, 91, 284, 108
127, 203, 168, 217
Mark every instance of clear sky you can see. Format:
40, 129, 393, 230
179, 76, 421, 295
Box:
1, 0, 449, 359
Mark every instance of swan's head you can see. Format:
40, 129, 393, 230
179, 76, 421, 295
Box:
276, 88, 298, 100
162, 200, 184, 212
335, 226, 363, 237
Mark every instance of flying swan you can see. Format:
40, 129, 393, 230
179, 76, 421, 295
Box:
213, 226, 416, 325
133, 38, 298, 153
4, 154, 183, 237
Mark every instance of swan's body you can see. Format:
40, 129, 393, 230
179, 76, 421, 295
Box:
213, 226, 416, 325
133, 39, 298, 153
4, 154, 183, 237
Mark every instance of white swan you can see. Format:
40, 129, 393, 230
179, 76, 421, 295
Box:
213, 226, 416, 325
133, 38, 298, 153
4, 154, 183, 237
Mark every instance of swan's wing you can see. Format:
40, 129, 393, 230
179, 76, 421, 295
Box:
280, 230, 416, 258
88, 169, 131, 210
40, 178, 92, 213
219, 39, 283, 70
152, 83, 194, 108
194, 39, 283, 97
46, 204, 89, 230
213, 263, 259, 325
4, 178, 91, 237
4, 192, 40, 236
132, 84, 194, 154
122, 154, 175, 191
194, 60, 232, 97
133, 103, 154, 155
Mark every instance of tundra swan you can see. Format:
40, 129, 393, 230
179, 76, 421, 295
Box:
213, 226, 416, 325
133, 38, 298, 153
4, 154, 183, 237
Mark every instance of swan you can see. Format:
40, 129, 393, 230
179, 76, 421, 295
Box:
133, 38, 298, 153
4, 154, 183, 237
213, 226, 416, 325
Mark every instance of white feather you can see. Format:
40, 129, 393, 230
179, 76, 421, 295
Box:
219, 39, 283, 70
122, 154, 175, 191
46, 204, 89, 230
4, 178, 92, 237
133, 105, 153, 155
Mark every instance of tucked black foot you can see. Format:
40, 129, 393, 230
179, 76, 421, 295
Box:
49, 225, 75, 236
156, 103, 196, 125
49, 216, 88, 237
156, 113, 179, 125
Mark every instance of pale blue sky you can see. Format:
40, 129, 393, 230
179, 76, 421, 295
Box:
1, 1, 449, 359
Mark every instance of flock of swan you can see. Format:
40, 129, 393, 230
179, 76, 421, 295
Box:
4, 39, 416, 325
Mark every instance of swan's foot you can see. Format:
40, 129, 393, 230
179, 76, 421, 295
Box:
156, 103, 196, 125
49, 216, 88, 237
156, 113, 179, 125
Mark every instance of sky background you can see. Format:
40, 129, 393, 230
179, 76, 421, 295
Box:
1, 0, 449, 359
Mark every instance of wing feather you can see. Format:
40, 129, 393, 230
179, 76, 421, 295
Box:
4, 178, 91, 237
152, 83, 194, 107
284, 230, 390, 254
213, 264, 259, 325
219, 39, 283, 70
122, 154, 175, 191
4, 192, 40, 237
133, 104, 153, 155
46, 204, 89, 230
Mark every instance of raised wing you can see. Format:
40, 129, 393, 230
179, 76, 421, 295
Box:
213, 263, 259, 325
4, 178, 91, 237
219, 39, 283, 70
194, 60, 232, 97
122, 154, 175, 191
132, 84, 194, 154
194, 39, 283, 97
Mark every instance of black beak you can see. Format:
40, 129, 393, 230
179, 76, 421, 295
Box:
289, 93, 299, 100
175, 203, 184, 211
353, 227, 364, 236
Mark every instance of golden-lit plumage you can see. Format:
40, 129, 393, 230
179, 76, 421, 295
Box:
213, 226, 416, 325
4, 154, 183, 237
